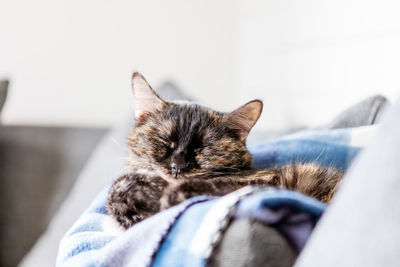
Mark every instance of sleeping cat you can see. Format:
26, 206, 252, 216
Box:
106, 73, 343, 229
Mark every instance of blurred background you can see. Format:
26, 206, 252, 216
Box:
1, 0, 400, 266
2, 0, 400, 130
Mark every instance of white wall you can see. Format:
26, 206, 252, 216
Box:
1, 0, 400, 129
0, 0, 238, 127
237, 0, 400, 130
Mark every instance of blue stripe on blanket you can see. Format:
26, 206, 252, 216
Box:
56, 126, 373, 267
152, 199, 218, 267
153, 188, 326, 267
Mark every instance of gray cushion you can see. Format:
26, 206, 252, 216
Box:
324, 94, 389, 129
19, 81, 191, 267
209, 219, 297, 267
295, 97, 400, 267
247, 95, 389, 145
0, 126, 106, 267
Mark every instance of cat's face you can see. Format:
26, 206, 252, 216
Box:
126, 73, 263, 178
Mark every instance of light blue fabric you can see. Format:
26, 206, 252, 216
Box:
250, 127, 362, 171
56, 126, 372, 267
153, 188, 326, 267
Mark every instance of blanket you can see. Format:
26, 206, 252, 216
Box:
56, 125, 376, 267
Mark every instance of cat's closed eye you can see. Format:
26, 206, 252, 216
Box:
193, 147, 201, 154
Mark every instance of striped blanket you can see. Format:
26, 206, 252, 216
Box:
56, 125, 376, 267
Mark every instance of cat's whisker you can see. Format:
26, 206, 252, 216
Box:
110, 136, 121, 146
314, 148, 327, 164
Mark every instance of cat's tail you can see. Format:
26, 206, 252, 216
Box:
278, 163, 344, 203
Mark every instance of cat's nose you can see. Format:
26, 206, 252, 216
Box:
170, 153, 186, 178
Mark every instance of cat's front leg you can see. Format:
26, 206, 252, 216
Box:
106, 172, 168, 229
160, 179, 215, 210
160, 178, 250, 210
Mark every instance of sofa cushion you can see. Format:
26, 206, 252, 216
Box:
19, 81, 191, 267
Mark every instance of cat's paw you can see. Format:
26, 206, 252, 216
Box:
106, 172, 168, 229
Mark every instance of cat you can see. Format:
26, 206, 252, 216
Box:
106, 72, 344, 229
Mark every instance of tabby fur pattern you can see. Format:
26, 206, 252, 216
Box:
106, 73, 343, 229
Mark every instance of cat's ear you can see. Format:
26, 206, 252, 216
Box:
131, 72, 165, 120
223, 100, 263, 141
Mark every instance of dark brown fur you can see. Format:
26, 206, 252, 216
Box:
106, 73, 344, 229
